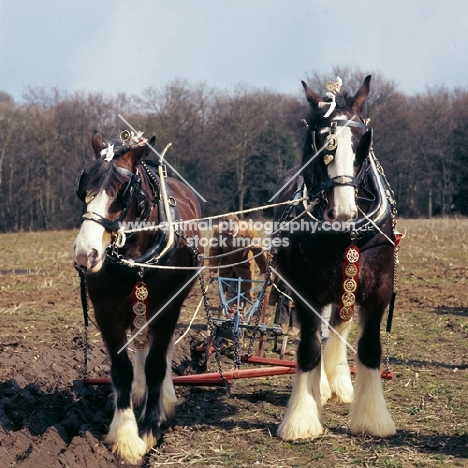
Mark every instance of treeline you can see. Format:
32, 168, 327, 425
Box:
0, 68, 468, 232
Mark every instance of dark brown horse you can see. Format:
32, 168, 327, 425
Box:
272, 76, 397, 440
74, 131, 202, 464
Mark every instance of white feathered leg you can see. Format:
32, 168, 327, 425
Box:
277, 366, 323, 440
322, 318, 354, 403
105, 407, 147, 464
320, 359, 331, 404
350, 360, 395, 437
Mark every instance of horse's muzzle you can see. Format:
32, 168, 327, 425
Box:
73, 247, 103, 273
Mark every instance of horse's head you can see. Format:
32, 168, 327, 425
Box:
73, 131, 155, 272
301, 76, 373, 222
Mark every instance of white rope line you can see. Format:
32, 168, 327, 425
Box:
113, 199, 312, 272
270, 266, 357, 354
118, 268, 203, 354
271, 281, 294, 302
356, 206, 395, 246
121, 198, 307, 234
174, 282, 210, 346
269, 208, 309, 237
117, 247, 269, 270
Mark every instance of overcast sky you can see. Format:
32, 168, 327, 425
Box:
0, 0, 467, 101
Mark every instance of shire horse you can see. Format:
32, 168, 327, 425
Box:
74, 131, 201, 464
273, 76, 397, 440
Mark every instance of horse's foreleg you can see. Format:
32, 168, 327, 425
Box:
131, 345, 150, 409
350, 311, 395, 437
105, 348, 147, 464
277, 314, 323, 440
322, 315, 354, 404
139, 334, 177, 451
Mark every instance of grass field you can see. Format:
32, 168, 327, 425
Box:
0, 220, 467, 467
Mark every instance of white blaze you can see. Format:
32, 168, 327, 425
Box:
326, 123, 357, 221
73, 191, 112, 272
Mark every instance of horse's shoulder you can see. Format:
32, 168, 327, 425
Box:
166, 177, 202, 218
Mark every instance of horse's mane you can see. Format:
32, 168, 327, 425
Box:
81, 157, 129, 199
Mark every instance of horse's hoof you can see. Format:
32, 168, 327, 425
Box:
108, 436, 147, 465
141, 431, 158, 451
277, 419, 323, 441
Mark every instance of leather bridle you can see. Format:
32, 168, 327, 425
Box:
76, 165, 143, 233
309, 118, 369, 190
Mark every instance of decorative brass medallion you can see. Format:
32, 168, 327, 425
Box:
341, 292, 355, 307
135, 284, 149, 301
343, 278, 357, 293
131, 281, 150, 350
338, 245, 360, 322
325, 81, 337, 93
339, 306, 354, 321
345, 263, 358, 277
325, 134, 338, 151
132, 302, 146, 315
133, 315, 147, 329
346, 246, 360, 263
133, 333, 149, 351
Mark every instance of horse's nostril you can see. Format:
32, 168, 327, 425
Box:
328, 209, 336, 220
89, 248, 98, 262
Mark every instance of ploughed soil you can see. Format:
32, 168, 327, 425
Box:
1, 222, 468, 467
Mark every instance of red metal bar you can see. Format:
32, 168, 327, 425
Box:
76, 359, 392, 387
240, 357, 393, 379
77, 366, 296, 387
173, 366, 296, 386
241, 355, 296, 367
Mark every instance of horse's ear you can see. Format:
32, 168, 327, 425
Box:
144, 136, 156, 158
355, 127, 373, 167
352, 75, 371, 115
128, 136, 155, 169
91, 131, 105, 159
302, 80, 322, 106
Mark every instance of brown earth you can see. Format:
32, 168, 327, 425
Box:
0, 222, 468, 467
